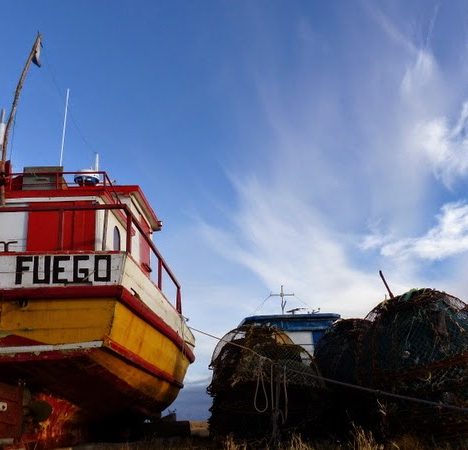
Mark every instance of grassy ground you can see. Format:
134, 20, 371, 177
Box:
80, 429, 463, 450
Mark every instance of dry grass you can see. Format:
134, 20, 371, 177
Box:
76, 429, 463, 449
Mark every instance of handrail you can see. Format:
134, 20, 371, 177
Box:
0, 202, 182, 313
6, 171, 122, 205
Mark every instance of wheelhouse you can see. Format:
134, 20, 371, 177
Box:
0, 165, 182, 312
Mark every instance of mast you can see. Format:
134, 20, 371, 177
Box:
271, 285, 295, 314
0, 33, 43, 206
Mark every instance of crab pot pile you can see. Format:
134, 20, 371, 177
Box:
315, 318, 371, 385
362, 289, 468, 440
314, 319, 378, 434
207, 325, 323, 441
315, 288, 468, 442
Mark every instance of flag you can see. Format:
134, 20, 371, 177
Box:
32, 35, 42, 67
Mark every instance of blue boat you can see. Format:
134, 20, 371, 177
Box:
239, 286, 340, 354
240, 312, 340, 355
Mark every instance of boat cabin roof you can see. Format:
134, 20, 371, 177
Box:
240, 313, 341, 331
4, 165, 161, 231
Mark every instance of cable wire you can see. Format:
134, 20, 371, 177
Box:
190, 325, 468, 415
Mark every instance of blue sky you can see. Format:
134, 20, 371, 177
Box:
3, 1, 468, 419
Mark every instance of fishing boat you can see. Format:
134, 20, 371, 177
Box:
0, 35, 195, 448
239, 286, 340, 354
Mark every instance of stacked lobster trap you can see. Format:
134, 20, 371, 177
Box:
207, 325, 323, 442
315, 289, 468, 442
361, 289, 468, 439
208, 288, 468, 445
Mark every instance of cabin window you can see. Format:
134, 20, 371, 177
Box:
113, 226, 121, 251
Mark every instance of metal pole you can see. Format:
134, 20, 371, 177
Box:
0, 33, 42, 207
59, 88, 70, 167
2, 33, 42, 163
271, 285, 295, 314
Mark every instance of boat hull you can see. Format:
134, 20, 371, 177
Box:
0, 285, 194, 419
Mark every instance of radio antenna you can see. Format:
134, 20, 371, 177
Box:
59, 88, 70, 167
270, 285, 295, 314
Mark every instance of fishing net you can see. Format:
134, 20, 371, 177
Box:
207, 289, 468, 444
315, 318, 372, 385
314, 319, 378, 435
363, 289, 468, 388
361, 288, 468, 440
208, 325, 324, 441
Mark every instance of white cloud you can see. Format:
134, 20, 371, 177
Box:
177, 2, 468, 396
412, 101, 468, 187
363, 1, 417, 55
401, 49, 437, 96
364, 202, 468, 261
196, 4, 468, 323
200, 177, 389, 318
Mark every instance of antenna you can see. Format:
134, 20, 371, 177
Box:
270, 285, 295, 314
0, 109, 5, 147
94, 152, 99, 171
59, 88, 70, 167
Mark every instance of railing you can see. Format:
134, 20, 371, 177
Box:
6, 171, 122, 205
0, 203, 182, 313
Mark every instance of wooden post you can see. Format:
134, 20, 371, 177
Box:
379, 270, 395, 299
0, 33, 42, 207
126, 214, 132, 253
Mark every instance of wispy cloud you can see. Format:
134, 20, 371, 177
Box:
411, 101, 468, 187
176, 2, 468, 388
197, 2, 468, 324
200, 177, 392, 318
363, 202, 468, 261
362, 0, 418, 54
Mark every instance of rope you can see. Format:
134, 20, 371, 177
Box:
251, 293, 275, 315
282, 365, 288, 423
270, 364, 281, 446
253, 357, 269, 413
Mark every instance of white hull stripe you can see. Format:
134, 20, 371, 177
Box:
0, 340, 104, 354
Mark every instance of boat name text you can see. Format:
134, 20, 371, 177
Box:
15, 254, 112, 285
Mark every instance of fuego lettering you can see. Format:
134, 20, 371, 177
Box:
14, 254, 113, 285
33, 255, 51, 283
94, 255, 111, 282
73, 255, 89, 282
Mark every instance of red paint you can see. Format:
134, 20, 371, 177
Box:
2, 202, 182, 311
19, 392, 86, 450
26, 207, 61, 251
0, 335, 183, 388
0, 168, 190, 447
139, 214, 151, 274
27, 202, 96, 251
0, 381, 23, 441
0, 335, 43, 346
0, 348, 94, 363
0, 346, 175, 425
0, 285, 195, 363
6, 170, 161, 230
